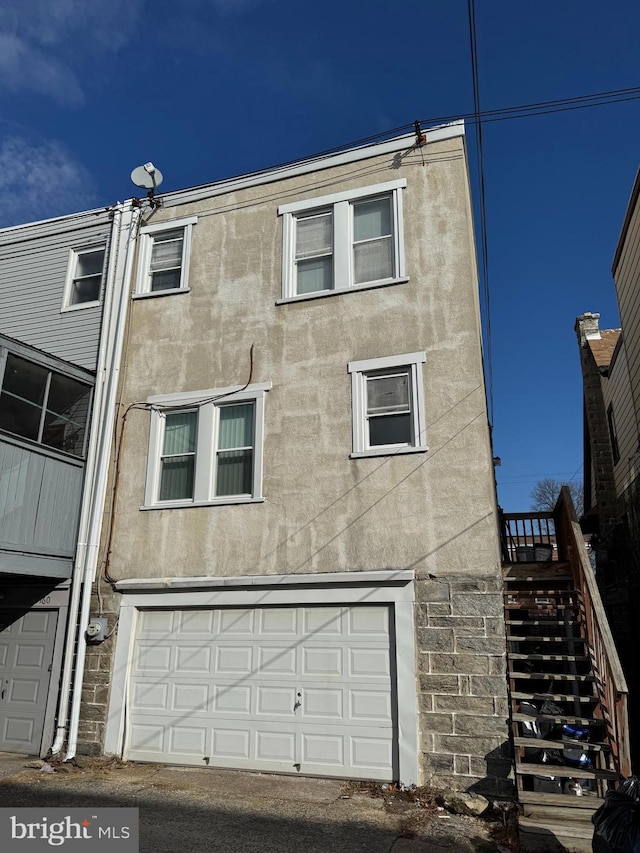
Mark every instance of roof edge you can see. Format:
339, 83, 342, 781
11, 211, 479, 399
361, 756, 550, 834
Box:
156, 120, 465, 210
612, 166, 640, 276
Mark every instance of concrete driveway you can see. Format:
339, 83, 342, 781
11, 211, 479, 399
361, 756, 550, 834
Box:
0, 754, 511, 853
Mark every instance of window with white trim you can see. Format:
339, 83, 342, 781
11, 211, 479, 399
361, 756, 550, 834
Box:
135, 216, 197, 296
278, 180, 407, 300
348, 352, 427, 458
144, 381, 270, 508
63, 246, 105, 309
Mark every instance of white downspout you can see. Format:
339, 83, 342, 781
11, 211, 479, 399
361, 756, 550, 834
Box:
50, 203, 124, 756
64, 201, 139, 761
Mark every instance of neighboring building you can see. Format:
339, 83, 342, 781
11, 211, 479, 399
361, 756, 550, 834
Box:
0, 205, 134, 758
80, 123, 511, 794
575, 166, 640, 761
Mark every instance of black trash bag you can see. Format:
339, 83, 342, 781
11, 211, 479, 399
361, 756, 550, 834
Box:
592, 776, 640, 852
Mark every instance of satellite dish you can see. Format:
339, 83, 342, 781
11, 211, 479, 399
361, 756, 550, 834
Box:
131, 162, 163, 191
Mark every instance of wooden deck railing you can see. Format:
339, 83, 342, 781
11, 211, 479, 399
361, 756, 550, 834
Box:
500, 510, 557, 563
553, 486, 632, 779
500, 492, 632, 778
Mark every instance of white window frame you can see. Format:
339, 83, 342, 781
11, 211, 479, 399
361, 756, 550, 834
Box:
61, 244, 106, 311
348, 352, 427, 458
134, 216, 197, 298
143, 381, 270, 509
278, 180, 408, 303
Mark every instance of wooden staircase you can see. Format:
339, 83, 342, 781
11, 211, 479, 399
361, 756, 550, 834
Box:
504, 563, 619, 850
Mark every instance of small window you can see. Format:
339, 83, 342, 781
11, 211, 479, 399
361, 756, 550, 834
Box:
144, 382, 270, 508
63, 246, 105, 309
135, 216, 197, 297
348, 352, 427, 458
0, 352, 91, 456
607, 404, 620, 465
279, 180, 407, 301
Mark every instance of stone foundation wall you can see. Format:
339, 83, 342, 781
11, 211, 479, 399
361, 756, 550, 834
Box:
416, 574, 513, 797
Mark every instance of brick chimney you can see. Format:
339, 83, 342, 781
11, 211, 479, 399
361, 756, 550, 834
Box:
575, 312, 601, 346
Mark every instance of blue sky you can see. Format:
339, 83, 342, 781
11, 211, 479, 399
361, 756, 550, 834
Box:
1, 0, 638, 512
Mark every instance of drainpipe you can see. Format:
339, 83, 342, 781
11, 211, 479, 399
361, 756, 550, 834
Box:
50, 201, 138, 758
64, 200, 139, 761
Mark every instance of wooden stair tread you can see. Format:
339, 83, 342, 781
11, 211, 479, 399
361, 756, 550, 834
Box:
513, 736, 607, 751
509, 670, 595, 681
516, 762, 618, 780
505, 603, 578, 611
506, 618, 578, 625
507, 635, 586, 643
513, 690, 596, 703
509, 652, 588, 661
505, 589, 577, 596
518, 817, 594, 840
513, 711, 600, 726
518, 790, 603, 809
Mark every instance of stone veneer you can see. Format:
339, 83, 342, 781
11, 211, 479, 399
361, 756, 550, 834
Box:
415, 574, 513, 797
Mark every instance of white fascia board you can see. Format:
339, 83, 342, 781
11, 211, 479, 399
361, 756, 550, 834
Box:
155, 121, 465, 210
115, 568, 415, 592
146, 380, 272, 406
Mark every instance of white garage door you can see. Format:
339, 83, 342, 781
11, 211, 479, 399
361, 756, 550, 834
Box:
127, 605, 397, 779
0, 609, 57, 754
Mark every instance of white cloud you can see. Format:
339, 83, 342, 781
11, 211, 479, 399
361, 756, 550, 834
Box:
0, 33, 84, 105
0, 0, 144, 104
0, 136, 97, 228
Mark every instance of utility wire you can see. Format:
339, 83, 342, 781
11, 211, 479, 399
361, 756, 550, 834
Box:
467, 0, 494, 424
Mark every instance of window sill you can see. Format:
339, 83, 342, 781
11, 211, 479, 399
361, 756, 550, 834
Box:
132, 288, 190, 300
276, 276, 410, 305
140, 496, 265, 511
60, 300, 102, 313
350, 445, 428, 459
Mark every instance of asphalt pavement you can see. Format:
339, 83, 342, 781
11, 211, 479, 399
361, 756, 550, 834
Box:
0, 754, 510, 853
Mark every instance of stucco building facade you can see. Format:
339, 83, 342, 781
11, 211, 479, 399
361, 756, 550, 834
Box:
80, 124, 509, 793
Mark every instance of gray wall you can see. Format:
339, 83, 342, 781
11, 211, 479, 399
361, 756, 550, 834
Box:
0, 211, 112, 371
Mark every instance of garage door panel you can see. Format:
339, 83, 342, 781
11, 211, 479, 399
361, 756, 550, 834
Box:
128, 605, 397, 779
256, 685, 296, 717
213, 684, 252, 714
134, 643, 172, 672
215, 645, 253, 674
258, 608, 297, 634
138, 610, 176, 634
257, 646, 296, 674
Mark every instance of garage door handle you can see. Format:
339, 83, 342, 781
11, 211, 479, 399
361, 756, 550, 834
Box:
294, 692, 302, 711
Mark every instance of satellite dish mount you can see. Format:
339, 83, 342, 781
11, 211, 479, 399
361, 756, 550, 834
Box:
131, 162, 164, 207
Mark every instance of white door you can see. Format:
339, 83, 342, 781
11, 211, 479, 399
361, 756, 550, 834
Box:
127, 605, 397, 779
0, 609, 58, 753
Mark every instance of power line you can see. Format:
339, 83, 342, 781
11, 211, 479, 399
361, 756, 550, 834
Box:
467, 0, 494, 425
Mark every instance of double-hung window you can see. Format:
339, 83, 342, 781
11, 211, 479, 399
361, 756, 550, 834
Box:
62, 246, 106, 309
135, 216, 197, 297
279, 180, 407, 301
0, 351, 92, 457
144, 382, 270, 508
348, 352, 427, 458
